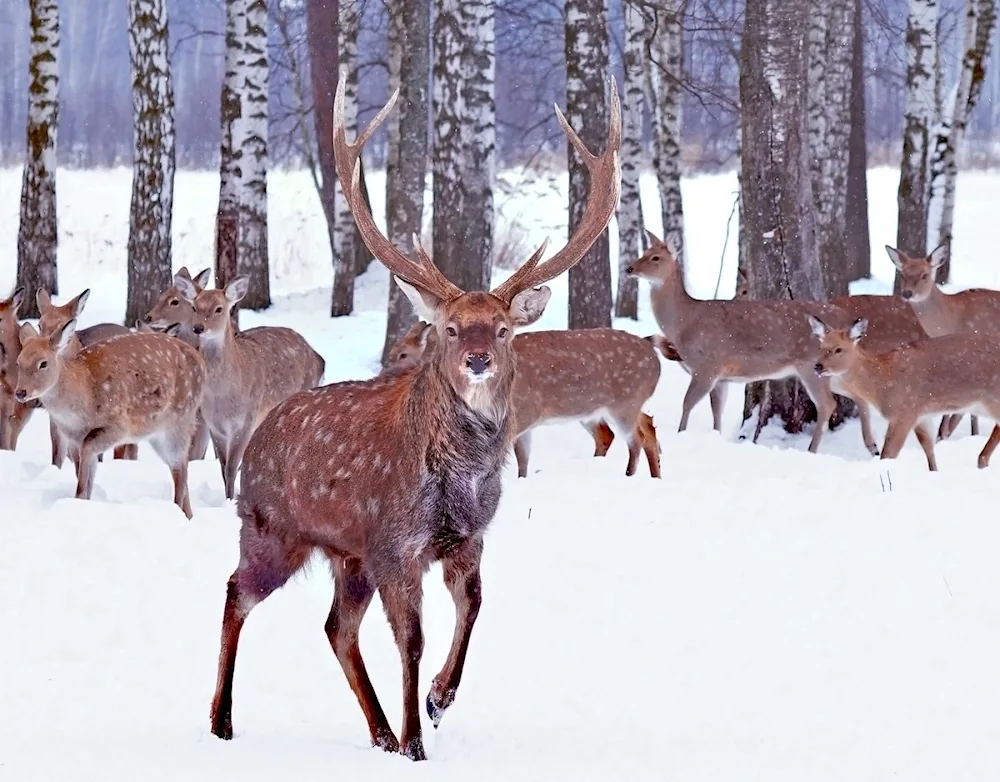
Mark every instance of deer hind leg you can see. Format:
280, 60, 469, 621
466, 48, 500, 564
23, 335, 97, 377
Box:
912, 422, 938, 471
513, 431, 532, 478
326, 556, 397, 752
708, 383, 728, 432
210, 514, 310, 741
639, 413, 661, 478
797, 372, 835, 454
977, 425, 1000, 469
589, 421, 615, 457
938, 413, 960, 441
679, 374, 716, 432
377, 568, 426, 761
113, 443, 138, 460
427, 537, 484, 732
971, 415, 980, 436
222, 428, 254, 500
879, 415, 917, 461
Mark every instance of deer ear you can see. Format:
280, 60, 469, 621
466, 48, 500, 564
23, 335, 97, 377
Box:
163, 323, 182, 338
807, 314, 829, 340
508, 285, 552, 327
194, 268, 212, 288
36, 288, 51, 310
644, 229, 663, 246
175, 266, 192, 281
394, 276, 443, 323
848, 317, 868, 342
19, 322, 39, 343
417, 322, 434, 349
225, 276, 249, 304
174, 274, 198, 302
52, 318, 77, 353
70, 289, 91, 317
10, 287, 25, 314
884, 245, 906, 270
928, 244, 948, 269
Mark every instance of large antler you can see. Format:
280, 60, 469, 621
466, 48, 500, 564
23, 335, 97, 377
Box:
491, 76, 623, 304
333, 73, 463, 303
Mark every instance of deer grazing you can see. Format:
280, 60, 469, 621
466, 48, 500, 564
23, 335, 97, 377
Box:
36, 288, 138, 465
886, 243, 1000, 440
385, 321, 661, 477
15, 320, 207, 517
809, 315, 1000, 471
0, 288, 35, 451
173, 274, 325, 499
208, 73, 621, 760
144, 266, 215, 461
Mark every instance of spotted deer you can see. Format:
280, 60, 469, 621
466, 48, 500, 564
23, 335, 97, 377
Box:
144, 266, 215, 461
15, 320, 207, 517
0, 288, 35, 450
173, 274, 326, 499
810, 315, 1000, 471
385, 321, 661, 477
208, 74, 621, 761
36, 288, 138, 465
886, 243, 1000, 440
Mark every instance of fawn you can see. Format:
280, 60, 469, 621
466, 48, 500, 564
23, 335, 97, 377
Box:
810, 315, 1000, 470
208, 73, 621, 761
385, 321, 661, 477
0, 288, 35, 450
15, 320, 207, 517
886, 243, 1000, 440
145, 266, 215, 461
36, 288, 138, 465
174, 274, 325, 499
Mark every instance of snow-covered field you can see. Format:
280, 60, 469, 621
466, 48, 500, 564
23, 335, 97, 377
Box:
3, 164, 1000, 780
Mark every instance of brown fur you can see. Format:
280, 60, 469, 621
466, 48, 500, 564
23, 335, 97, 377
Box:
0, 288, 34, 450
810, 315, 1000, 471
15, 321, 207, 517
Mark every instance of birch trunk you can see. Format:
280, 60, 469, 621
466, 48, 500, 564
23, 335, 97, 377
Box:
125, 0, 175, 327
928, 0, 996, 282
740, 0, 824, 437
565, 0, 613, 330
330, 0, 359, 316
17, 0, 60, 318
894, 0, 938, 294
382, 0, 430, 363
845, 0, 871, 282
807, 0, 853, 299
217, 0, 246, 291
238, 0, 270, 310
615, 1, 645, 320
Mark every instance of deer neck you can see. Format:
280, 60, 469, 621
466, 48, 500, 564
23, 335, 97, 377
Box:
838, 349, 894, 411
908, 285, 950, 335
648, 270, 696, 340
199, 324, 242, 376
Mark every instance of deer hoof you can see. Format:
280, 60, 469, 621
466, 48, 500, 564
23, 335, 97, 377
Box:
426, 687, 455, 728
372, 728, 400, 754
400, 735, 427, 761
210, 713, 233, 741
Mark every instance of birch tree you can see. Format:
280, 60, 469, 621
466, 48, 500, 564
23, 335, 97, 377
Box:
330, 0, 359, 316
382, 0, 430, 363
894, 0, 938, 294
740, 0, 824, 438
17, 0, 60, 319
217, 0, 247, 291
807, 0, 853, 298
845, 0, 871, 283
615, 2, 645, 320
125, 0, 175, 327
927, 0, 996, 282
645, 0, 685, 267
565, 0, 612, 329
239, 0, 270, 310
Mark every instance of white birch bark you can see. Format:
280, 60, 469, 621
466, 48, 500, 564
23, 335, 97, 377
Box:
238, 0, 270, 310
217, 0, 246, 290
125, 0, 175, 327
331, 0, 360, 316
616, 1, 645, 319
17, 0, 60, 317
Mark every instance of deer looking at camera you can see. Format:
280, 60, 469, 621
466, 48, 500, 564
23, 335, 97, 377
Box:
809, 315, 1000, 471
208, 74, 621, 761
385, 321, 661, 477
15, 320, 207, 517
174, 274, 325, 499
886, 243, 1000, 440
0, 288, 36, 451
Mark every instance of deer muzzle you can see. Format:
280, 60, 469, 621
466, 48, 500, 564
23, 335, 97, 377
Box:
465, 352, 493, 376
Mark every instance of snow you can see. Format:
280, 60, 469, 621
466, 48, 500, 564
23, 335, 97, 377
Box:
3, 163, 1000, 779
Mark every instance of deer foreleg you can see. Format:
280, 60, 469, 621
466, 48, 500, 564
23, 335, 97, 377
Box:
379, 568, 426, 761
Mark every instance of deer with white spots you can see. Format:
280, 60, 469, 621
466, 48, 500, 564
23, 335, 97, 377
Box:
385, 321, 661, 477
208, 73, 622, 761
0, 288, 35, 450
14, 320, 207, 517
173, 274, 325, 499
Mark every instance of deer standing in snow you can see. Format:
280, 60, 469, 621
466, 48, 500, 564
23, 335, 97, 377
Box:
385, 321, 661, 477
15, 320, 207, 517
0, 288, 35, 450
208, 73, 621, 760
174, 274, 326, 499
810, 315, 1000, 471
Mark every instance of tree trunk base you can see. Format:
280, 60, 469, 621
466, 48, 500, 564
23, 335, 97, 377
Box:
742, 378, 858, 443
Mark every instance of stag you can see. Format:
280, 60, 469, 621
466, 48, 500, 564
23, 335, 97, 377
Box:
209, 74, 621, 760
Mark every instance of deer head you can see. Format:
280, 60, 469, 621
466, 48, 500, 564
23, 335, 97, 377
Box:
178, 275, 247, 341
809, 315, 869, 378
37, 288, 90, 337
146, 266, 211, 329
0, 287, 25, 384
333, 72, 621, 409
625, 230, 681, 286
384, 322, 434, 372
885, 244, 948, 302
15, 320, 77, 402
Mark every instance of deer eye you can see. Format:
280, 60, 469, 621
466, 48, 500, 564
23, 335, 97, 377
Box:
497, 327, 508, 339
446, 325, 457, 338
834, 348, 842, 354
39, 360, 48, 370
398, 352, 408, 361
215, 306, 224, 314
170, 298, 179, 306
920, 274, 928, 280
650, 255, 660, 262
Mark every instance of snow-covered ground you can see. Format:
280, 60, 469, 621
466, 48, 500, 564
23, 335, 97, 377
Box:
2, 164, 1000, 780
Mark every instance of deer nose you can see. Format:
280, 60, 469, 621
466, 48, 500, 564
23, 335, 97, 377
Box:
626, 265, 634, 275
14, 389, 26, 402
143, 314, 152, 323
466, 352, 492, 375
192, 324, 204, 335
901, 290, 912, 300
814, 363, 824, 375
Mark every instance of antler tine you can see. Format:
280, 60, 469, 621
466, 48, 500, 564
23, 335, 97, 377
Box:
491, 75, 623, 300
490, 238, 550, 304
333, 73, 462, 302
410, 232, 465, 298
